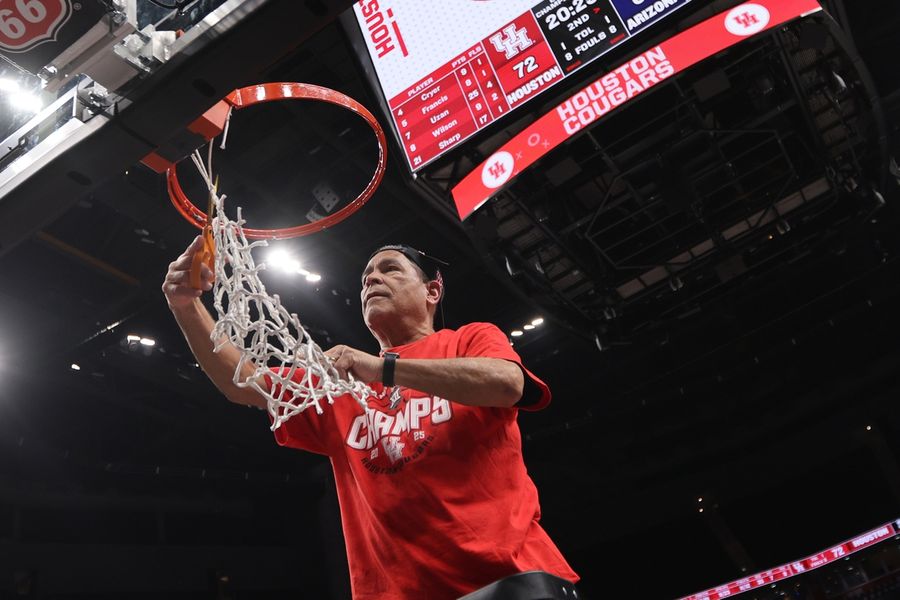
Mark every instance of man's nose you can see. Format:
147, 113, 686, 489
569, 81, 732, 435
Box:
363, 270, 383, 287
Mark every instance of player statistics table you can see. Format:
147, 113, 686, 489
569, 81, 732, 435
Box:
352, 0, 693, 172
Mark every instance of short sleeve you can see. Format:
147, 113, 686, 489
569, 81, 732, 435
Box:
457, 322, 552, 411
264, 368, 336, 455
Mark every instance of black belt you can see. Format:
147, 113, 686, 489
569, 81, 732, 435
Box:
458, 571, 582, 600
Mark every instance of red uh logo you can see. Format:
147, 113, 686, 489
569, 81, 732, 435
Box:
487, 160, 507, 180
733, 12, 760, 29
0, 0, 72, 53
488, 24, 533, 60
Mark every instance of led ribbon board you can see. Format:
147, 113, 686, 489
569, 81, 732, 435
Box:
680, 520, 900, 600
451, 0, 824, 221
352, 0, 695, 172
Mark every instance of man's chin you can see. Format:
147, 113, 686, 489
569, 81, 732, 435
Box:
363, 304, 392, 327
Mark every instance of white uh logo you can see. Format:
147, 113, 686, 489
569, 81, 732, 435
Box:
488, 24, 533, 59
481, 151, 514, 189
725, 4, 770, 36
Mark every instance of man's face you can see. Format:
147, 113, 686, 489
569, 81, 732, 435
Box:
360, 250, 430, 328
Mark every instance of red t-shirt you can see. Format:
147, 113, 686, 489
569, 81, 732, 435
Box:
271, 322, 578, 599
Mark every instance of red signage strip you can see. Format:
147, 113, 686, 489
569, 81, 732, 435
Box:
451, 0, 823, 221
679, 520, 900, 600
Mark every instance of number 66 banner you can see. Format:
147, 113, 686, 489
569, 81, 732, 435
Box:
451, 0, 824, 221
0, 0, 107, 75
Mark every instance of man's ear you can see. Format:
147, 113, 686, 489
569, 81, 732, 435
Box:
425, 279, 443, 305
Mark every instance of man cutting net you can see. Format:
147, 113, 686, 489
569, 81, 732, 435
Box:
162, 237, 579, 599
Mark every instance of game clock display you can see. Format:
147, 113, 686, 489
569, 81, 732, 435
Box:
536, 0, 627, 73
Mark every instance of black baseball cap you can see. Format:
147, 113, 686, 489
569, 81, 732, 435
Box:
367, 244, 448, 281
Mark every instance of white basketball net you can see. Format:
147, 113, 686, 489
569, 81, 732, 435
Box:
190, 146, 372, 431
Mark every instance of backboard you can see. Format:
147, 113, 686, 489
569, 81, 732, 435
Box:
0, 0, 356, 257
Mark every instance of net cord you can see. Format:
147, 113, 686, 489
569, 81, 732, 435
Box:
188, 144, 372, 431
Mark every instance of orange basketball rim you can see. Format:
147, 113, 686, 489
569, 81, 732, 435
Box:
167, 82, 388, 240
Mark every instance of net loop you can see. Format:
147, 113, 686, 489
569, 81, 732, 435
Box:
190, 148, 373, 430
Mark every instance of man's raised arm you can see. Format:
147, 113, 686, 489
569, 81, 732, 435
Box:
162, 236, 266, 409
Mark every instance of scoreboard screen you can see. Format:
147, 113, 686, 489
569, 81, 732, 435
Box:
450, 0, 824, 220
350, 0, 694, 172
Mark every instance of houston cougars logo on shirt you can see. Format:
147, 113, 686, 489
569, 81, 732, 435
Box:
345, 393, 452, 474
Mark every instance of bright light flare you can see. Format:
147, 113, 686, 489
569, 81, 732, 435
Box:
2, 78, 43, 113
9, 92, 43, 113
0, 78, 19, 93
266, 249, 321, 282
267, 250, 301, 274
510, 330, 524, 337
531, 317, 544, 326
139, 337, 156, 347
70, 363, 81, 371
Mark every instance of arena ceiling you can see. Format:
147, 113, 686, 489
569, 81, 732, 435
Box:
0, 0, 898, 597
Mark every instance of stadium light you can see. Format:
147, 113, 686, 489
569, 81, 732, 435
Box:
266, 249, 322, 283
0, 78, 19, 93
9, 91, 42, 113
267, 250, 301, 273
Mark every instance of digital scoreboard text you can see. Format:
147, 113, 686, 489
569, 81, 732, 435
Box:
354, 0, 693, 172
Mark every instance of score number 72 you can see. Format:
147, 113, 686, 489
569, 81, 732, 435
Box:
512, 56, 538, 79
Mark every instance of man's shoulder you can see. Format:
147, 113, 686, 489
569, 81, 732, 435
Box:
453, 321, 502, 335
447, 322, 509, 346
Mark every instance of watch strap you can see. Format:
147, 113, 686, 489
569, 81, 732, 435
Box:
382, 352, 400, 387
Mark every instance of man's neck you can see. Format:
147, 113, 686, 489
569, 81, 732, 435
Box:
373, 321, 435, 350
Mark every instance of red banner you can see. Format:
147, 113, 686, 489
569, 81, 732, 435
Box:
451, 0, 823, 220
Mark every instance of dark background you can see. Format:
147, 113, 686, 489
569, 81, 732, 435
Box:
0, 0, 899, 598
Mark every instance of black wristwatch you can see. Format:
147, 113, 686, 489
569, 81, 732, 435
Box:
382, 352, 400, 387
